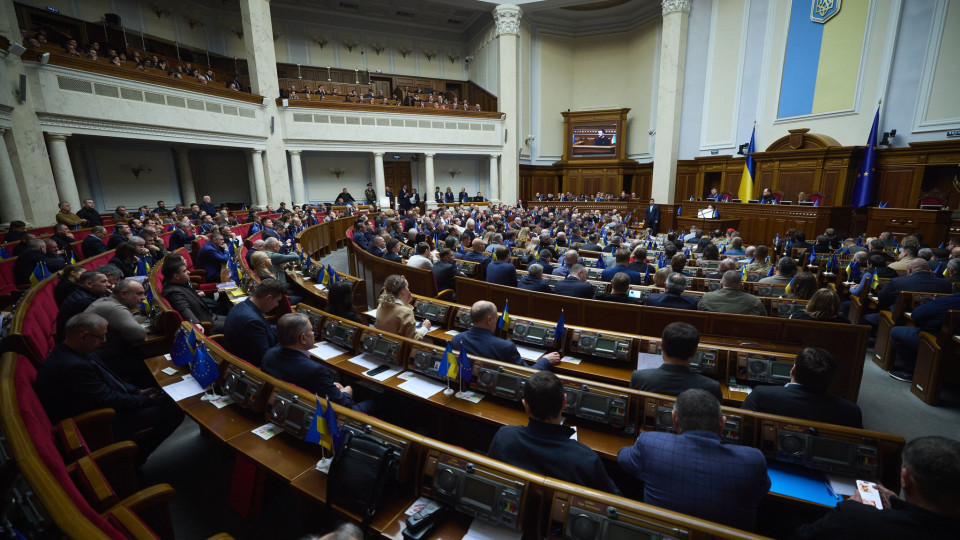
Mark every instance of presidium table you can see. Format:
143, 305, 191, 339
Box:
675, 201, 853, 246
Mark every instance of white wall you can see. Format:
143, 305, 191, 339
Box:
84, 142, 180, 210
301, 152, 372, 203
432, 155, 484, 197
192, 149, 250, 204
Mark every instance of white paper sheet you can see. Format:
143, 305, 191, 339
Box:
637, 352, 664, 370
560, 356, 582, 365
398, 374, 447, 399
825, 473, 857, 497
309, 341, 347, 361
366, 366, 403, 382
162, 375, 205, 401
514, 345, 543, 361
364, 309, 378, 317
161, 367, 179, 376
347, 353, 380, 370
252, 423, 280, 440
444, 329, 460, 336
463, 519, 523, 540
314, 284, 328, 291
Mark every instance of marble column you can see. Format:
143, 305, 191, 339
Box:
245, 150, 259, 207
0, 129, 26, 223
373, 152, 386, 208
250, 149, 268, 208
288, 150, 305, 205
68, 145, 92, 204
651, 0, 692, 204
173, 147, 197, 205
240, 0, 290, 205
489, 154, 500, 202
424, 153, 436, 210
45, 133, 81, 210
493, 4, 521, 205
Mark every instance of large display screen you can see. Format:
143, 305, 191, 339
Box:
572, 122, 618, 157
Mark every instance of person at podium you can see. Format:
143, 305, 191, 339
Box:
706, 187, 721, 202
594, 129, 611, 145
758, 188, 776, 204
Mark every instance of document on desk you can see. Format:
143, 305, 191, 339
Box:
309, 341, 346, 361
825, 473, 856, 498
314, 284, 327, 292
444, 329, 460, 336
252, 423, 280, 440
348, 354, 403, 381
514, 345, 543, 362
398, 373, 447, 399
162, 375, 205, 401
637, 352, 664, 370
463, 518, 523, 540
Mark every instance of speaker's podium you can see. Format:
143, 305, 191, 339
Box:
677, 209, 741, 233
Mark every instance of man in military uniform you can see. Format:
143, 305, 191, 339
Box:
364, 182, 377, 206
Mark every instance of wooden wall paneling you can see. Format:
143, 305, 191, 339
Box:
632, 163, 653, 198
777, 168, 817, 201
876, 168, 918, 209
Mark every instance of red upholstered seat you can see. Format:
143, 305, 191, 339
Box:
0, 257, 16, 295
159, 231, 174, 249
13, 356, 127, 540
807, 193, 824, 205
72, 241, 85, 260
21, 283, 58, 361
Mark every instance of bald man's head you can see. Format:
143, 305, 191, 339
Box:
472, 238, 485, 252
907, 258, 931, 274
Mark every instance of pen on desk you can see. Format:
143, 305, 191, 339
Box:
824, 480, 839, 501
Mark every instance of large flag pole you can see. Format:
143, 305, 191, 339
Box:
738, 123, 756, 203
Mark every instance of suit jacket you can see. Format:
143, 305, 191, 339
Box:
85, 296, 148, 361
76, 207, 103, 226
740, 383, 862, 428
162, 281, 218, 327
81, 235, 108, 258
168, 229, 196, 251
383, 252, 403, 263
54, 278, 80, 305
581, 242, 603, 252
223, 298, 277, 366
432, 260, 462, 292
594, 292, 641, 304
462, 250, 490, 273
451, 327, 551, 370
618, 430, 770, 531
196, 243, 229, 282
646, 292, 699, 310
13, 248, 67, 286
260, 228, 281, 242
261, 346, 357, 409
530, 258, 555, 275
600, 264, 642, 284
485, 260, 518, 287
459, 192, 469, 203
34, 343, 152, 422
488, 419, 620, 495
518, 275, 551, 293
877, 271, 951, 311
790, 497, 958, 540
57, 289, 101, 341
434, 191, 444, 203
698, 288, 766, 316
199, 202, 217, 215
630, 364, 722, 400
626, 261, 649, 274
643, 204, 660, 227
553, 275, 595, 299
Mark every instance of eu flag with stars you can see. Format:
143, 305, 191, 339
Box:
554, 311, 565, 345
851, 107, 880, 208
595, 253, 605, 270
0, 246, 9, 259
458, 346, 472, 383
171, 327, 197, 366
191, 342, 219, 389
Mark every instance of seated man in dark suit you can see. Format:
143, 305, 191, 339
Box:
195, 233, 230, 283
627, 246, 649, 274
600, 247, 642, 284
107, 223, 132, 250
223, 278, 283, 366
792, 435, 960, 540
595, 272, 641, 304
34, 313, 184, 459
581, 233, 603, 252
485, 246, 518, 287
431, 248, 463, 293
740, 347, 862, 428
56, 271, 110, 341
630, 322, 721, 400
168, 219, 198, 251
530, 248, 556, 275
13, 238, 67, 286
553, 263, 595, 299
161, 259, 225, 334
876, 258, 952, 312
551, 250, 581, 278
488, 370, 620, 494
451, 301, 559, 370
81, 226, 109, 257
618, 389, 770, 531
262, 313, 373, 413
383, 238, 403, 263
518, 264, 551, 293
259, 218, 282, 242
367, 235, 387, 257
646, 273, 699, 310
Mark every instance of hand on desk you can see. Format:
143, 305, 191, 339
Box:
542, 352, 561, 366
139, 387, 160, 399
338, 384, 353, 397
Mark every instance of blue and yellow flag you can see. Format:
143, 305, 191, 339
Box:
29, 262, 50, 286
305, 397, 333, 451
497, 300, 510, 330
324, 396, 342, 451
141, 286, 154, 314
440, 342, 458, 380
0, 246, 9, 259
785, 275, 796, 295
595, 254, 605, 270
69, 252, 78, 264
871, 271, 880, 290
135, 257, 151, 276
555, 311, 565, 345
738, 126, 756, 202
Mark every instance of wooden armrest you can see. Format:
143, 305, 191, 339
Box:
87, 440, 141, 498
200, 321, 213, 334
189, 275, 203, 286
68, 408, 116, 450
879, 310, 895, 325
105, 506, 161, 539
112, 483, 176, 540
434, 288, 454, 300
68, 456, 120, 512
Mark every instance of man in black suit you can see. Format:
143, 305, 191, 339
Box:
644, 198, 661, 234
593, 129, 611, 145
595, 272, 641, 304
259, 218, 282, 242
199, 195, 217, 216
367, 235, 387, 257
485, 246, 518, 287
462, 238, 491, 273
107, 223, 132, 250
646, 273, 698, 310
55, 270, 110, 341
13, 239, 67, 286
530, 248, 556, 275
627, 246, 649, 274
161, 259, 225, 333
223, 278, 283, 366
518, 264, 551, 293
432, 248, 463, 293
758, 188, 776, 204
34, 312, 184, 458
383, 238, 403, 263
81, 226, 109, 258
581, 233, 603, 252
76, 199, 103, 227
740, 347, 862, 428
262, 313, 373, 413
168, 219, 198, 251
553, 264, 595, 299
876, 258, 952, 312
629, 322, 722, 400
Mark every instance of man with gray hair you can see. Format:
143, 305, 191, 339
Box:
553, 263, 595, 299
245, 238, 265, 268
646, 273, 698, 310
85, 278, 150, 382
262, 313, 373, 413
451, 300, 560, 369
618, 389, 770, 530
34, 312, 184, 459
698, 270, 766, 315
552, 249, 582, 278
518, 264, 551, 293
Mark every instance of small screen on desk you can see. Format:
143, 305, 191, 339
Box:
423, 304, 439, 317
285, 404, 307, 428
374, 339, 393, 354
497, 375, 519, 392
462, 476, 496, 510
607, 522, 654, 540
526, 326, 547, 339
595, 338, 617, 353
772, 362, 792, 378
811, 437, 853, 465
580, 393, 608, 415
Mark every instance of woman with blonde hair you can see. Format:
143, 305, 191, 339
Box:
375, 275, 431, 340
790, 288, 847, 323
653, 267, 672, 288
250, 250, 274, 279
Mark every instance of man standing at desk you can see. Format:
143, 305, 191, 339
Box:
488, 370, 621, 494
630, 322, 721, 399
644, 198, 661, 234
594, 129, 611, 145
451, 301, 560, 370
618, 389, 770, 531
791, 436, 960, 539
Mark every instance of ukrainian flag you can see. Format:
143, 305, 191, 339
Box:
871, 271, 879, 291
29, 262, 50, 286
305, 397, 333, 451
497, 300, 510, 330
738, 126, 756, 202
785, 275, 796, 295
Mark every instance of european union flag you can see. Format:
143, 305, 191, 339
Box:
171, 327, 197, 366
851, 107, 880, 208
497, 300, 510, 330
554, 311, 565, 345
676, 205, 682, 216
191, 342, 219, 389
323, 396, 342, 451
595, 253, 605, 270
0, 246, 9, 259
767, 265, 775, 277
458, 346, 472, 383
643, 265, 651, 284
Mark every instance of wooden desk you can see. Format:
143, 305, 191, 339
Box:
678, 201, 852, 246
677, 216, 741, 233
865, 207, 951, 245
